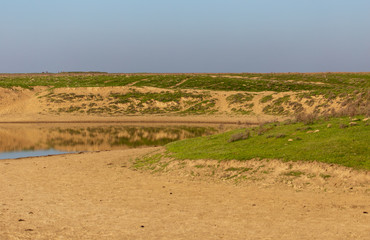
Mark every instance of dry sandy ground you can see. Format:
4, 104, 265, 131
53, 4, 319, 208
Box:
1, 148, 369, 240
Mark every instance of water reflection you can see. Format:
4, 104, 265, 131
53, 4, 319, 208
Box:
0, 149, 70, 160
0, 124, 232, 154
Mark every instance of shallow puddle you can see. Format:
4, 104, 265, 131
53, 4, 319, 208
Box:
0, 123, 236, 159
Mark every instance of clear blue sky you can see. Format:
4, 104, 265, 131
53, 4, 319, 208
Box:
1, 0, 369, 73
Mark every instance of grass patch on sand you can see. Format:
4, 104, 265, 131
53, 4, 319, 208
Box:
260, 95, 273, 103
166, 116, 370, 170
283, 171, 305, 177
133, 153, 163, 170
110, 90, 207, 104
226, 93, 254, 104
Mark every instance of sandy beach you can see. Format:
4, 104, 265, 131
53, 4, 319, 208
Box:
1, 148, 369, 239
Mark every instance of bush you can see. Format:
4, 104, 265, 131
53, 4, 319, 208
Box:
275, 134, 286, 138
228, 131, 250, 143
295, 113, 318, 125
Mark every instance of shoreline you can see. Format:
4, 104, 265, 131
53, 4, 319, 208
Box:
0, 120, 256, 125
0, 113, 285, 125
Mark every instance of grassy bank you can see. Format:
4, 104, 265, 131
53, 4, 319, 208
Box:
165, 116, 370, 170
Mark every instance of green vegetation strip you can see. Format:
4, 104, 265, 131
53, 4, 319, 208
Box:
110, 90, 207, 104
166, 116, 370, 170
1, 73, 369, 95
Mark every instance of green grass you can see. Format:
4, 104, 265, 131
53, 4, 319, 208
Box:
226, 93, 254, 104
166, 116, 370, 170
0, 75, 142, 89
283, 171, 305, 177
1, 73, 368, 96
225, 167, 252, 173
262, 95, 292, 115
320, 173, 331, 179
237, 72, 370, 88
110, 90, 207, 104
133, 153, 163, 170
260, 95, 273, 103
177, 75, 326, 92
180, 99, 217, 114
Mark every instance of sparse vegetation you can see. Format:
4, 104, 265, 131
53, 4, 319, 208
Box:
225, 167, 252, 173
260, 95, 273, 103
226, 93, 254, 104
1, 72, 368, 117
1, 73, 369, 95
320, 173, 331, 179
42, 89, 221, 115
263, 95, 291, 115
110, 90, 207, 104
283, 171, 305, 177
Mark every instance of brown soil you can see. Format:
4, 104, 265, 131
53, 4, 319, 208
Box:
1, 148, 369, 239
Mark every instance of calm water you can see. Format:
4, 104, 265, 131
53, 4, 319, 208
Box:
0, 149, 71, 160
0, 124, 233, 160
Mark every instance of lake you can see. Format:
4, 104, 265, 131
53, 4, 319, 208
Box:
0, 123, 237, 160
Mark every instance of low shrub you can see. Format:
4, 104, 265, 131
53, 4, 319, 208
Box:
275, 134, 286, 138
295, 112, 318, 125
228, 131, 250, 143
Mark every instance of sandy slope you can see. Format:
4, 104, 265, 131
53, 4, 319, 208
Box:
1, 148, 369, 240
0, 86, 282, 124
0, 86, 338, 124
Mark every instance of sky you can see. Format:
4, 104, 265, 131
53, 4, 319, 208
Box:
1, 0, 369, 73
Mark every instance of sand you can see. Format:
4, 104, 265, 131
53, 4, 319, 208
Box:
1, 148, 369, 240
